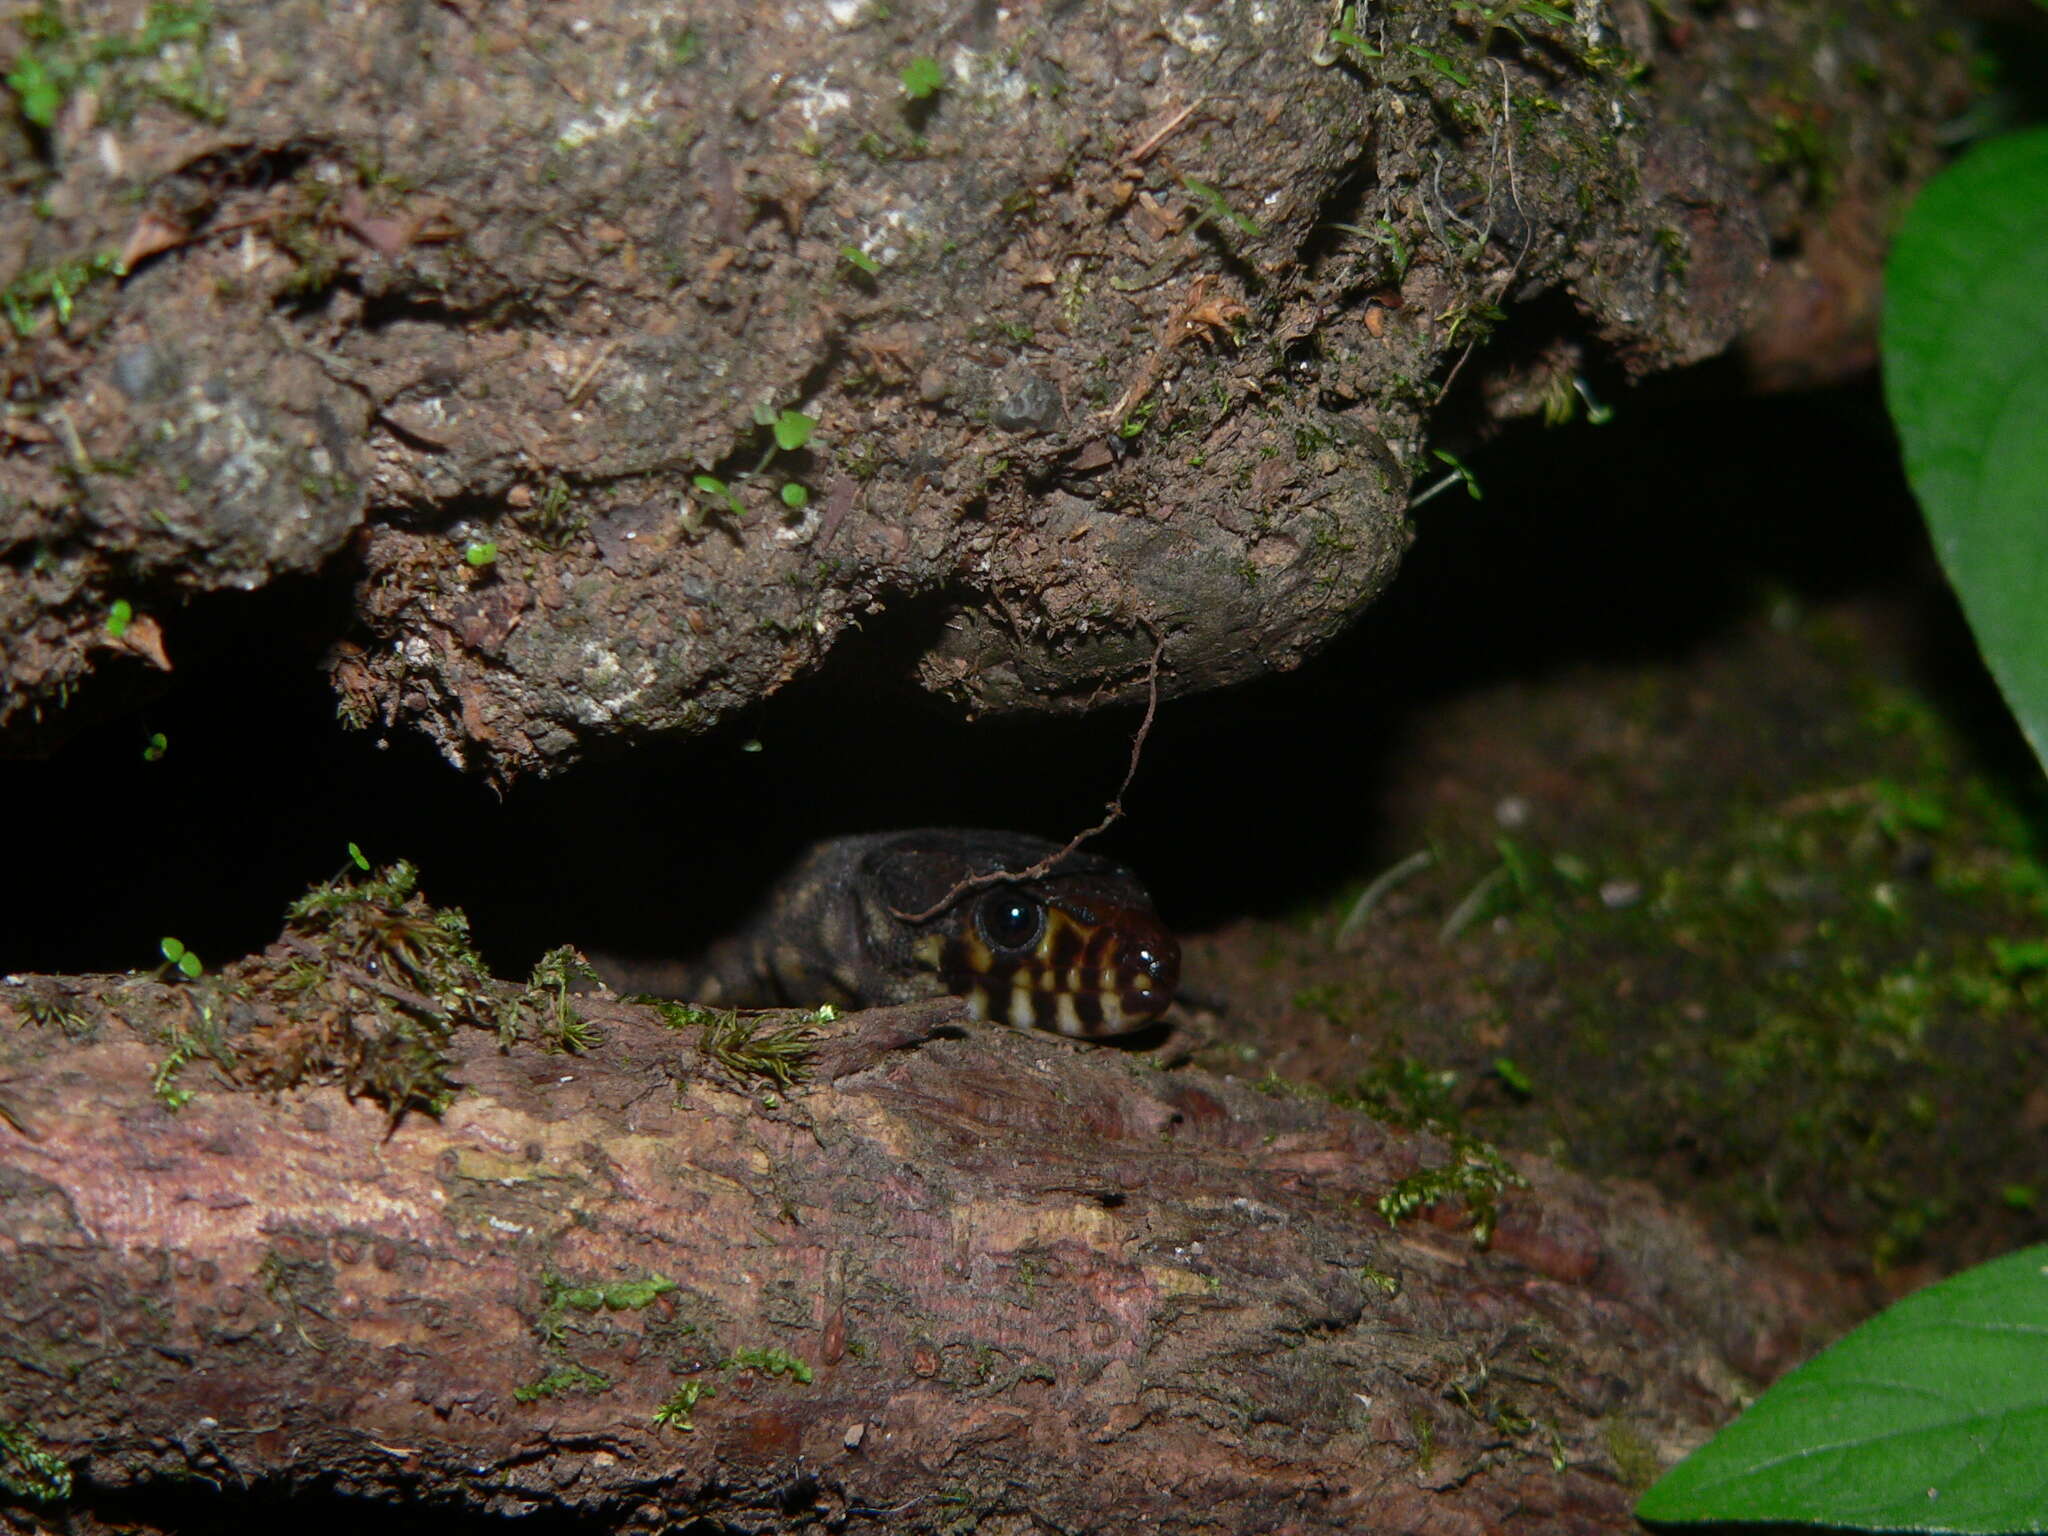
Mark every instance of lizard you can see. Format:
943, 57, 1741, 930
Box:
593, 829, 1179, 1038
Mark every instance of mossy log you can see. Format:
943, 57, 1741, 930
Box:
0, 957, 1846, 1534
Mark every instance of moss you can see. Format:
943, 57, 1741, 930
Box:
646, 999, 828, 1088
542, 1271, 678, 1324
210, 858, 578, 1119
1, 251, 124, 337
5, 1, 216, 136
1601, 1417, 1662, 1491
513, 1363, 613, 1403
724, 1344, 814, 1384
0, 1420, 71, 1504
652, 1379, 715, 1430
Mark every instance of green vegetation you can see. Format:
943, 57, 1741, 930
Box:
1639, 1244, 2048, 1530
142, 731, 168, 761
5, 0, 215, 132
518, 479, 587, 550
104, 599, 133, 638
899, 55, 944, 100
512, 1363, 612, 1403
527, 946, 599, 1053
1884, 126, 2048, 779
463, 540, 498, 568
685, 405, 819, 531
0, 1421, 71, 1504
652, 1379, 715, 1430
646, 1000, 829, 1089
1181, 176, 1261, 239
157, 936, 202, 979
260, 858, 507, 1116
1342, 1057, 1527, 1245
840, 243, 881, 275
536, 1271, 678, 1346
724, 1345, 813, 1383
2, 251, 123, 336
543, 1273, 678, 1317
149, 1021, 200, 1109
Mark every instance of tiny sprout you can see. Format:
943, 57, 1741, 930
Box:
348, 842, 371, 871
900, 55, 945, 100
1492, 1056, 1534, 1097
160, 937, 203, 979
692, 473, 744, 517
741, 739, 764, 753
1572, 376, 1615, 425
772, 410, 815, 453
142, 732, 168, 762
464, 541, 498, 567
106, 599, 134, 638
781, 483, 809, 509
840, 244, 880, 275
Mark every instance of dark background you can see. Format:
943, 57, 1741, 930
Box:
3, 365, 2031, 981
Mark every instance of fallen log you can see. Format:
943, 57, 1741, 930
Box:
0, 914, 1843, 1534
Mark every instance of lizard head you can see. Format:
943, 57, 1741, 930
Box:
868, 830, 1180, 1037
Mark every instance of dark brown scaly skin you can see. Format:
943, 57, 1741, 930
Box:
596, 830, 1179, 1038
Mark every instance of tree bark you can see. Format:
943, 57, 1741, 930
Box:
1, 964, 1846, 1534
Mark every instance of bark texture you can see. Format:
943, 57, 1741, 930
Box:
1, 0, 1964, 776
0, 962, 1847, 1534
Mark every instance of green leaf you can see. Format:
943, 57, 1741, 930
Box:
780, 482, 808, 508
840, 243, 880, 275
1636, 1243, 2048, 1531
900, 55, 944, 99
772, 409, 814, 452
105, 598, 133, 638
7, 51, 64, 128
348, 842, 370, 871
463, 540, 497, 567
159, 937, 186, 963
142, 731, 167, 762
1883, 127, 2048, 777
692, 473, 743, 516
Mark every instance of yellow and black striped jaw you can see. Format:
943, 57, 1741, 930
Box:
919, 878, 1180, 1039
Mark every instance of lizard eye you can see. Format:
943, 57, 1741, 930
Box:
975, 888, 1046, 954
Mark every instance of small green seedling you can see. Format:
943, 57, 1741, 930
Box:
690, 472, 744, 520
840, 243, 880, 275
762, 406, 814, 453
900, 56, 944, 100
1325, 4, 1383, 59
653, 1380, 715, 1431
105, 599, 133, 638
463, 540, 497, 567
348, 842, 371, 871
688, 407, 819, 529
1410, 448, 1483, 509
142, 731, 167, 761
1181, 176, 1262, 239
159, 937, 202, 979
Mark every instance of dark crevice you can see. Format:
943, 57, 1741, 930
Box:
1295, 146, 1384, 279
3, 373, 2025, 988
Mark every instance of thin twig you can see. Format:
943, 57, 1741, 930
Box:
891, 629, 1169, 923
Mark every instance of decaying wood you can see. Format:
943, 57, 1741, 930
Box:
0, 969, 1847, 1534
